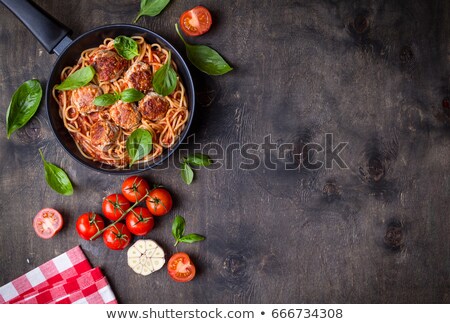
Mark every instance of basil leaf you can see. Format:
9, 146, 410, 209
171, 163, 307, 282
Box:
181, 162, 194, 185
55, 66, 95, 90
121, 88, 145, 103
126, 129, 153, 166
172, 215, 185, 240
179, 233, 206, 244
176, 24, 233, 76
185, 154, 211, 167
39, 149, 73, 196
114, 36, 139, 60
6, 79, 42, 139
152, 51, 177, 96
93, 93, 120, 106
134, 0, 170, 23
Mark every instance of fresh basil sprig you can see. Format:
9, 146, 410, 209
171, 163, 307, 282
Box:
172, 215, 205, 246
152, 51, 177, 96
39, 149, 73, 196
55, 66, 95, 91
93, 88, 145, 106
134, 0, 170, 23
180, 154, 211, 185
121, 88, 145, 102
6, 79, 42, 139
181, 163, 194, 185
175, 24, 233, 76
126, 129, 153, 166
114, 36, 139, 60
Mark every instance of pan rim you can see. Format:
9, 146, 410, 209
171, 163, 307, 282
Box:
45, 23, 195, 175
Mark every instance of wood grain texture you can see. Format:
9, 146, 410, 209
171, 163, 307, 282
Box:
0, 0, 449, 303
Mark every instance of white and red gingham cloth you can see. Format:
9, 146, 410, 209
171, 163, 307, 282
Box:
0, 246, 117, 304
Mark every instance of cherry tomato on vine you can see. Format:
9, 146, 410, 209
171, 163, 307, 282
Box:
76, 212, 105, 240
102, 193, 131, 221
179, 6, 212, 36
125, 207, 154, 236
167, 252, 196, 282
103, 223, 132, 250
122, 176, 150, 203
146, 188, 172, 216
33, 208, 63, 239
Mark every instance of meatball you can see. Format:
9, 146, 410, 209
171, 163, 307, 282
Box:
72, 85, 103, 115
91, 50, 126, 82
90, 120, 118, 147
138, 92, 170, 122
109, 101, 141, 130
124, 62, 153, 93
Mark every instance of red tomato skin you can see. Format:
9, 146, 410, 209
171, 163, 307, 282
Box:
179, 6, 212, 37
33, 208, 64, 239
102, 193, 131, 221
122, 176, 150, 203
146, 188, 173, 216
76, 212, 105, 240
125, 207, 155, 236
103, 223, 132, 250
167, 252, 196, 282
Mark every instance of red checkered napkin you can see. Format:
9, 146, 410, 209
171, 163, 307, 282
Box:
17, 268, 116, 304
0, 246, 117, 304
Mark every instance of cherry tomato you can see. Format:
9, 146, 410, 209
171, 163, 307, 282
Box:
102, 193, 131, 221
122, 176, 150, 203
179, 6, 212, 36
76, 212, 105, 240
146, 188, 173, 216
125, 207, 155, 236
103, 223, 132, 250
33, 208, 64, 239
167, 252, 196, 282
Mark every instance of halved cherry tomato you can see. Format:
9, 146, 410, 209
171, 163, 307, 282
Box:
33, 208, 63, 239
76, 212, 105, 240
167, 252, 196, 282
102, 193, 131, 221
146, 188, 173, 216
122, 176, 150, 203
179, 6, 212, 36
125, 207, 154, 236
103, 223, 132, 250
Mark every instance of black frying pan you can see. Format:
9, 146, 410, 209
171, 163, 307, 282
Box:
1, 0, 195, 174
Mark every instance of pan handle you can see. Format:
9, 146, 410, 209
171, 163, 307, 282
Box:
0, 0, 71, 54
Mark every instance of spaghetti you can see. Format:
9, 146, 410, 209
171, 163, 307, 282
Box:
53, 36, 189, 168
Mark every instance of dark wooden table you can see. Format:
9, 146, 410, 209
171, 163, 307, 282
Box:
0, 0, 449, 303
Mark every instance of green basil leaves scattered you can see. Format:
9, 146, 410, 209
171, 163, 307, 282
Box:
114, 36, 139, 60
181, 163, 194, 185
55, 66, 95, 91
93, 88, 144, 107
121, 88, 145, 102
134, 0, 170, 23
175, 24, 233, 76
185, 154, 212, 167
180, 154, 211, 185
39, 149, 73, 196
6, 79, 42, 139
126, 129, 153, 166
172, 215, 205, 246
153, 51, 177, 96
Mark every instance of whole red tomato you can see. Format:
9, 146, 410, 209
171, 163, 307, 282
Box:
125, 207, 154, 236
102, 193, 131, 221
146, 188, 172, 216
122, 176, 150, 203
76, 212, 105, 240
103, 223, 132, 250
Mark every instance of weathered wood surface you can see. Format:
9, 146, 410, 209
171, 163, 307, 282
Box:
0, 0, 449, 303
